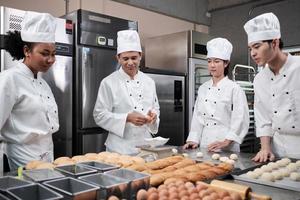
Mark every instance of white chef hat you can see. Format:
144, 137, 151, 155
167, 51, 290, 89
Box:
244, 12, 281, 44
21, 11, 56, 43
207, 37, 233, 61
117, 30, 142, 55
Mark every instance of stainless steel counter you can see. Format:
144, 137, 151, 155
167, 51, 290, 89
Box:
179, 147, 300, 200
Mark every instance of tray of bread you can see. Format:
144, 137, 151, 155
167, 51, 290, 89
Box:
125, 155, 234, 187
135, 179, 271, 200
232, 158, 300, 192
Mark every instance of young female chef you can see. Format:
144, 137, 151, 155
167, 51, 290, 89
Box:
93, 30, 160, 155
244, 13, 300, 162
184, 38, 249, 152
0, 11, 59, 170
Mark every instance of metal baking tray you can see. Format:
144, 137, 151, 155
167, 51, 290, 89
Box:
43, 177, 99, 200
0, 193, 10, 200
78, 161, 119, 173
0, 176, 33, 193
23, 169, 65, 182
54, 164, 97, 178
79, 173, 129, 200
7, 183, 63, 200
232, 164, 300, 192
105, 168, 150, 199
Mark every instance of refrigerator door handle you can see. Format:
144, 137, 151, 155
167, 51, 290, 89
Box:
174, 80, 183, 112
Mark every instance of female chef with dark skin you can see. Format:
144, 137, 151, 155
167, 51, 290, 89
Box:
0, 11, 59, 170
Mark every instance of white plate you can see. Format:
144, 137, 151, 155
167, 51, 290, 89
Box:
144, 137, 169, 147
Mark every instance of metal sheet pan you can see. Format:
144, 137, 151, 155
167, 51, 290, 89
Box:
23, 169, 65, 183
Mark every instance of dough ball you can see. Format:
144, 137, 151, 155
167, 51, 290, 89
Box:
271, 171, 283, 180
290, 172, 300, 181
196, 152, 203, 158
281, 158, 291, 166
260, 172, 275, 182
261, 165, 272, 172
172, 148, 178, 154
286, 163, 298, 172
276, 160, 286, 167
279, 168, 290, 177
182, 153, 189, 158
225, 159, 235, 165
212, 153, 220, 160
219, 156, 229, 162
267, 162, 279, 170
229, 154, 238, 160
253, 168, 264, 176
246, 171, 259, 179
296, 160, 300, 168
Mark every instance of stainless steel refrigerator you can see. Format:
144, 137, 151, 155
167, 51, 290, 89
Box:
143, 69, 186, 146
0, 6, 73, 157
64, 10, 138, 155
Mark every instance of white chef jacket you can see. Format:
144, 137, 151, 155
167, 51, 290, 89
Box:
254, 54, 300, 159
0, 62, 59, 170
93, 67, 160, 155
187, 77, 249, 152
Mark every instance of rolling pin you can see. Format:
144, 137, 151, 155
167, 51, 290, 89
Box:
210, 180, 271, 200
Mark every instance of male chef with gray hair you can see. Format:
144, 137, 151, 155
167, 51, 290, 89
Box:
244, 13, 300, 162
93, 30, 160, 155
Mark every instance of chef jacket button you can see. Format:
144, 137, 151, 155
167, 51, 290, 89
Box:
47, 96, 50, 99
286, 92, 289, 94
51, 127, 54, 130
214, 101, 216, 104
271, 78, 274, 81
129, 94, 132, 96
289, 109, 292, 112
203, 113, 206, 116
137, 81, 139, 84
278, 127, 281, 130
139, 95, 142, 97
205, 99, 208, 102
126, 80, 129, 83
142, 108, 144, 111
134, 106, 137, 109
272, 94, 275, 97
214, 123, 217, 125
211, 114, 214, 117
206, 123, 209, 126
54, 110, 57, 113
40, 82, 42, 85
218, 88, 220, 91
292, 126, 295, 128
283, 74, 286, 77
274, 111, 277, 114
208, 87, 211, 90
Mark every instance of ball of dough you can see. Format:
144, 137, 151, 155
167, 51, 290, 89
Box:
286, 163, 298, 172
212, 153, 220, 160
246, 171, 259, 179
196, 152, 203, 158
281, 158, 291, 166
276, 160, 286, 167
182, 153, 189, 157
219, 156, 229, 162
271, 171, 283, 180
290, 172, 300, 181
267, 162, 279, 170
172, 148, 178, 154
229, 154, 238, 160
253, 168, 264, 176
279, 168, 290, 177
260, 172, 275, 182
261, 165, 272, 172
295, 160, 300, 168
225, 159, 235, 165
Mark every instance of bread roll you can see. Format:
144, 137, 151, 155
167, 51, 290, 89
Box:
26, 160, 45, 170
35, 162, 55, 170
72, 155, 89, 163
53, 157, 72, 165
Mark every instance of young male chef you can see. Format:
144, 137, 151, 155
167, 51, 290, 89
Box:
93, 30, 160, 155
244, 13, 300, 162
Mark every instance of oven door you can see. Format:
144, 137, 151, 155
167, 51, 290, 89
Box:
188, 58, 210, 131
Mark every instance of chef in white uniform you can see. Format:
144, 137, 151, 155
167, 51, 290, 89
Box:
0, 11, 59, 170
184, 38, 249, 152
93, 30, 160, 155
244, 13, 300, 161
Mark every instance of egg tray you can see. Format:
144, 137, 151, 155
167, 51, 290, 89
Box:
231, 161, 300, 192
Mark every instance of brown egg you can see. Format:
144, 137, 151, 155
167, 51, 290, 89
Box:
209, 192, 220, 199
168, 186, 178, 194
175, 180, 185, 186
218, 190, 230, 198
196, 181, 208, 190
184, 181, 194, 189
147, 192, 159, 200
147, 187, 158, 195
199, 190, 207, 198
136, 189, 148, 200
189, 192, 200, 199
188, 187, 198, 194
223, 196, 233, 200
107, 196, 119, 200
179, 190, 189, 197
180, 196, 189, 200
230, 192, 242, 200
177, 184, 186, 192
202, 196, 213, 200
159, 196, 168, 200
158, 184, 167, 191
168, 192, 179, 199
166, 182, 176, 188
158, 189, 169, 197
